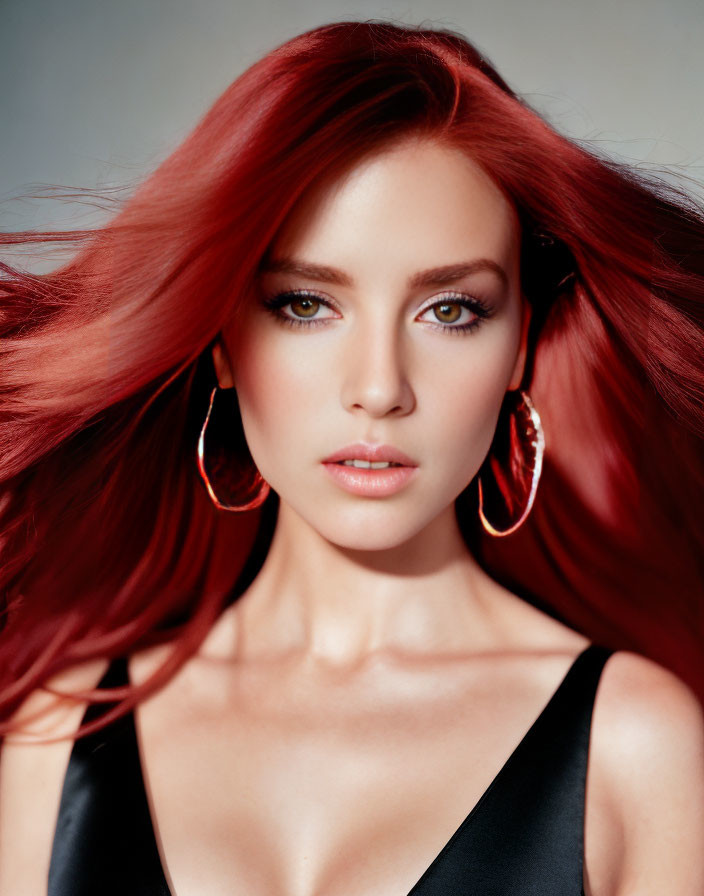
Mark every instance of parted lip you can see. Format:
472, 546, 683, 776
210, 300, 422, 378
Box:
322, 442, 418, 466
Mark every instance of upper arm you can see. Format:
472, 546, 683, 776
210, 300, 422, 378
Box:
0, 657, 109, 896
594, 651, 704, 895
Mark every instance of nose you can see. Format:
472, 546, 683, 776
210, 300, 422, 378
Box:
340, 320, 415, 418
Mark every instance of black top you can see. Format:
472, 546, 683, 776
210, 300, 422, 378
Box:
48, 643, 614, 895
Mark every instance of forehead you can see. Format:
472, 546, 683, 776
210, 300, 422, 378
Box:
267, 138, 521, 276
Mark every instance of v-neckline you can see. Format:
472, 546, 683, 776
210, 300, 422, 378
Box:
128, 644, 594, 896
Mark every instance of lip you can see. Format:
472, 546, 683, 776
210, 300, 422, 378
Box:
322, 462, 418, 497
322, 442, 418, 466
321, 442, 418, 498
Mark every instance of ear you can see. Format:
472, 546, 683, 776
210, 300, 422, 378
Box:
507, 297, 532, 392
211, 338, 235, 389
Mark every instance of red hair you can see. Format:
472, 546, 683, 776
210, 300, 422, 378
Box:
2, 20, 703, 738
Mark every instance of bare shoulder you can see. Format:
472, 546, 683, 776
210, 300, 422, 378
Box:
590, 650, 704, 893
592, 649, 704, 767
2, 656, 110, 742
0, 656, 110, 896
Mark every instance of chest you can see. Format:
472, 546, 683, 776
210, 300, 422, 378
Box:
125, 659, 605, 896
136, 693, 517, 895
48, 650, 617, 896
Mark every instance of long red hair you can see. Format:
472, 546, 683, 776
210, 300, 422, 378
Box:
2, 20, 703, 738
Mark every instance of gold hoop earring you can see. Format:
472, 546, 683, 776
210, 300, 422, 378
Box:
477, 389, 544, 537
197, 386, 270, 512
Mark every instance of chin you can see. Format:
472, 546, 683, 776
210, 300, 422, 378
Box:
330, 532, 415, 553
312, 509, 440, 554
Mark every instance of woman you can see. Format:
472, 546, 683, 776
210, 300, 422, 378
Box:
1, 19, 703, 896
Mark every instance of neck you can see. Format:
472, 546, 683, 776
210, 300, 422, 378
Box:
228, 500, 508, 669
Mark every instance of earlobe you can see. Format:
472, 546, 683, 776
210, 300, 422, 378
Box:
211, 339, 235, 390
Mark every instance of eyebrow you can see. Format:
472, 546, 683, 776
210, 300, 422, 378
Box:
259, 256, 509, 290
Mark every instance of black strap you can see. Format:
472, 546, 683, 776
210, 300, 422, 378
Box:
48, 657, 171, 895
409, 644, 614, 895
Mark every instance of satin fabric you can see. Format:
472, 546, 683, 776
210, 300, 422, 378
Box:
48, 643, 613, 895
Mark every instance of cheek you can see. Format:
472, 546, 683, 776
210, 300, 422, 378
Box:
427, 327, 521, 475
231, 324, 323, 452
439, 372, 503, 472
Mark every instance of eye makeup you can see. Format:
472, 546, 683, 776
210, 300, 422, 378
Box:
260, 287, 495, 335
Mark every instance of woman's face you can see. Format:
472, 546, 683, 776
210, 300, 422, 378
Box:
214, 137, 530, 550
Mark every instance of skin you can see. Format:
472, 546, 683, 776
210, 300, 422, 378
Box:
1, 137, 703, 896
213, 135, 532, 665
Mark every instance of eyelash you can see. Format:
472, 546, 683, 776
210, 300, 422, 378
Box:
260, 289, 493, 335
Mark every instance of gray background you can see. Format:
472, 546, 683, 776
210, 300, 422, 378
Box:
2, 0, 703, 235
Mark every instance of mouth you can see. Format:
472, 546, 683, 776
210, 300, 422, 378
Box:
321, 443, 418, 497
332, 459, 405, 469
321, 442, 418, 467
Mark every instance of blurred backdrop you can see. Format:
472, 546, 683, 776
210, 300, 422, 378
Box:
2, 0, 703, 235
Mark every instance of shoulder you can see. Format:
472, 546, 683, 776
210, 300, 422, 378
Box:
593, 649, 704, 768
590, 649, 704, 892
1, 656, 110, 744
